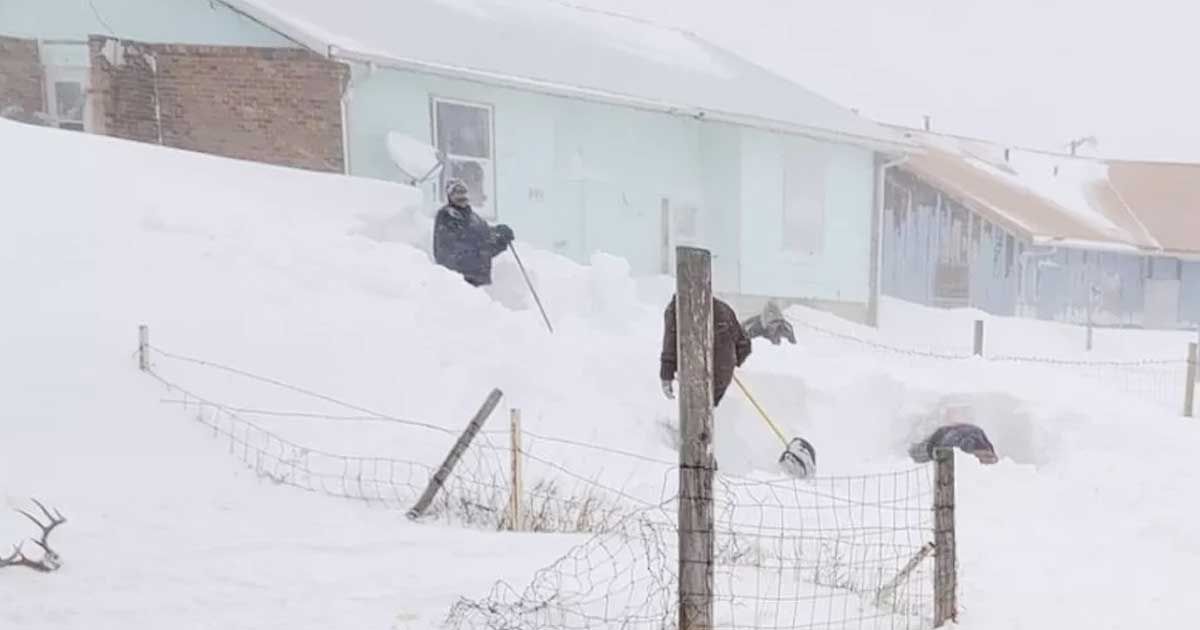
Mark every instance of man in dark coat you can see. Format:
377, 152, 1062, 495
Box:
741, 300, 796, 346
660, 296, 752, 407
908, 423, 998, 465
433, 179, 514, 286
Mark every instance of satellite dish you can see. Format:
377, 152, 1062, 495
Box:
386, 132, 445, 185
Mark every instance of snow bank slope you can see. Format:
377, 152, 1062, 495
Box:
2, 119, 1199, 630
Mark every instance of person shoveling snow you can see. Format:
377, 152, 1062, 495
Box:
659, 296, 815, 477
659, 295, 751, 407
433, 179, 515, 287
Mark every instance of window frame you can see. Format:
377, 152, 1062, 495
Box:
39, 41, 91, 132
430, 95, 497, 218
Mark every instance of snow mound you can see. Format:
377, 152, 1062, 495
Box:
3, 119, 1200, 629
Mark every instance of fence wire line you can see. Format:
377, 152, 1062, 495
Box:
151, 344, 681, 471
148, 345, 457, 435
786, 315, 1190, 410
144, 347, 664, 532
142, 341, 942, 629
448, 465, 938, 630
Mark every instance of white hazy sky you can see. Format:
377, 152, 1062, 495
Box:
577, 0, 1200, 162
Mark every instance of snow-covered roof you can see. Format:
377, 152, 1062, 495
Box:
222, 0, 909, 148
894, 128, 1200, 257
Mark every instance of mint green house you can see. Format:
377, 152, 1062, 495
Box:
0, 0, 913, 322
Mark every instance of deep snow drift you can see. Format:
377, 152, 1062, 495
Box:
2, 119, 1199, 629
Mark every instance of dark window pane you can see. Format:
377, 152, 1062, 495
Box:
55, 81, 85, 122
436, 101, 490, 158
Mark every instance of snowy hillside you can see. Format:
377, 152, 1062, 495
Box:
2, 118, 1199, 629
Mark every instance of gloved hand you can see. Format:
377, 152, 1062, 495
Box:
661, 380, 675, 400
494, 224, 515, 246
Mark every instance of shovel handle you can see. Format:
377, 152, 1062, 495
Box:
732, 374, 790, 447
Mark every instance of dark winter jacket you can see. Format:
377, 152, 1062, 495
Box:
908, 423, 996, 463
433, 204, 512, 286
660, 296, 752, 407
741, 301, 796, 346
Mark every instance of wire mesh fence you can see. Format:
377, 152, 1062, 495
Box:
447, 466, 937, 630
142, 344, 657, 533
139, 329, 951, 629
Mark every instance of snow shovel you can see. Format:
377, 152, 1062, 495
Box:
508, 243, 554, 334
732, 374, 816, 478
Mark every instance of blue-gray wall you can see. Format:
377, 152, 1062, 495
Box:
345, 62, 878, 305
883, 168, 1200, 329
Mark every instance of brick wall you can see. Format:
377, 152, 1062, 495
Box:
89, 37, 348, 173
0, 34, 44, 116
89, 40, 160, 143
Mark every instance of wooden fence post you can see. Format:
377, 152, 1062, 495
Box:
138, 325, 150, 371
508, 408, 524, 531
407, 388, 503, 520
972, 320, 985, 357
1185, 342, 1198, 419
933, 447, 958, 627
676, 246, 715, 630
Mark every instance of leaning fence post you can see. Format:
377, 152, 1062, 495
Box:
1185, 342, 1198, 419
676, 246, 715, 630
972, 320, 985, 357
933, 447, 958, 627
138, 324, 150, 371
407, 388, 503, 520
507, 408, 524, 531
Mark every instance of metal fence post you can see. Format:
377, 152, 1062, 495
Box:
1185, 342, 1198, 419
676, 246, 715, 630
508, 408, 524, 530
972, 320, 985, 357
138, 325, 150, 371
934, 447, 958, 627
407, 389, 503, 520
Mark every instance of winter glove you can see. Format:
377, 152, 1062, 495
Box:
661, 380, 675, 400
494, 224, 515, 246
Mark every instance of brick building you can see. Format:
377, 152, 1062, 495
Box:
0, 6, 347, 173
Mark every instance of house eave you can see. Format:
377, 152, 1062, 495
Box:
329, 47, 916, 152
1032, 236, 1200, 261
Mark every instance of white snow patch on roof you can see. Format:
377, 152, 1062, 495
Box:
964, 151, 1123, 239
227, 0, 904, 145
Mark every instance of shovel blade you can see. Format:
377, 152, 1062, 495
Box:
778, 437, 817, 478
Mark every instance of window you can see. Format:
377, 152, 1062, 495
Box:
432, 97, 495, 217
781, 145, 826, 254
49, 79, 86, 131
40, 43, 90, 132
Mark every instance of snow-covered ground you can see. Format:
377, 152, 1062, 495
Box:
2, 119, 1198, 629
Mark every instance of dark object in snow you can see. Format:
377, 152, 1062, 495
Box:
660, 295, 752, 407
741, 300, 796, 346
731, 374, 816, 478
909, 423, 997, 465
432, 179, 514, 287
781, 436, 817, 478
0, 499, 67, 573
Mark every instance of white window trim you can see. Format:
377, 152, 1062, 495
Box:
430, 95, 497, 218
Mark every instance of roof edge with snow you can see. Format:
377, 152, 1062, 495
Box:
217, 0, 915, 151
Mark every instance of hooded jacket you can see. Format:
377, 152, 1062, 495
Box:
660, 296, 752, 407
